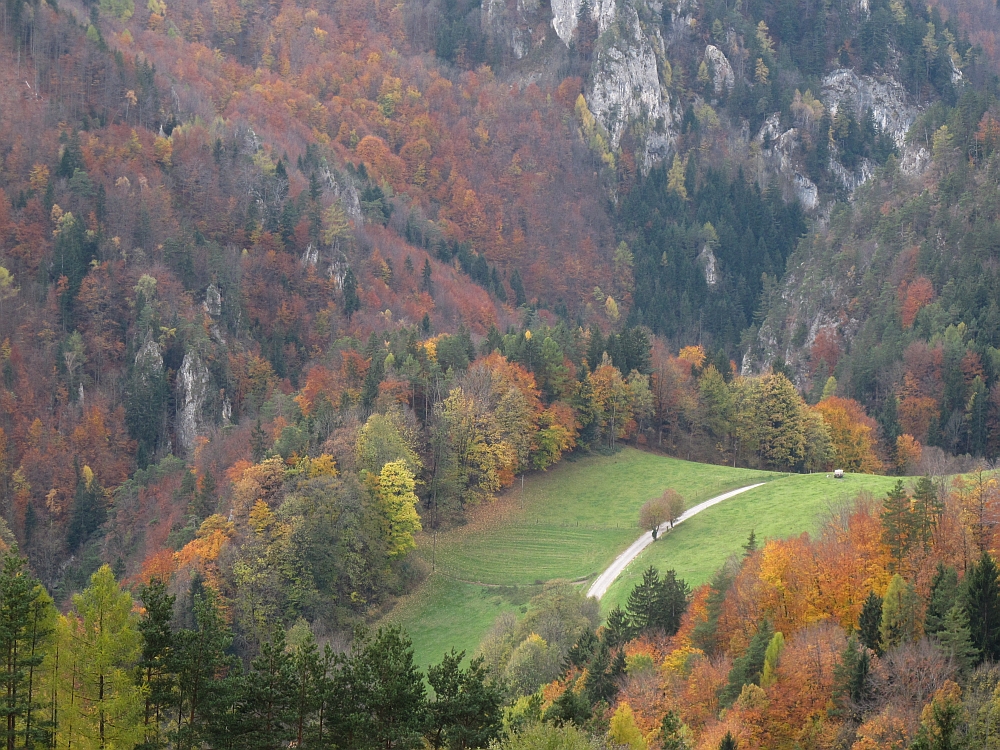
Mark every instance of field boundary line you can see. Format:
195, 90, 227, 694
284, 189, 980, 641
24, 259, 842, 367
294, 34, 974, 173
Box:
586, 483, 767, 600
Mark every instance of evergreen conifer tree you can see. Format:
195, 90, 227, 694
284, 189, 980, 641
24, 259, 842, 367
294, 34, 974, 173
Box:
963, 550, 1000, 664
693, 565, 736, 656
192, 471, 217, 521
925, 563, 958, 635
911, 476, 939, 548
342, 268, 361, 319
564, 630, 598, 670
67, 462, 106, 551
936, 605, 978, 674
880, 480, 913, 572
542, 688, 591, 727
138, 578, 176, 749
251, 419, 269, 463
626, 567, 660, 633
240, 628, 297, 750
858, 591, 883, 655
722, 621, 773, 706
880, 574, 919, 649
426, 650, 502, 749
603, 606, 631, 648
349, 627, 426, 750
287, 632, 327, 749
832, 635, 870, 719
586, 325, 605, 373
660, 710, 688, 750
583, 642, 617, 705
421, 259, 434, 297
173, 586, 236, 750
654, 570, 690, 636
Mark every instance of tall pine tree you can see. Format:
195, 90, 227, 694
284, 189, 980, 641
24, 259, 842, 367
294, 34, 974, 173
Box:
858, 591, 883, 656
625, 567, 660, 633
0, 550, 52, 750
880, 481, 913, 572
925, 563, 958, 636
138, 579, 176, 749
963, 551, 1000, 664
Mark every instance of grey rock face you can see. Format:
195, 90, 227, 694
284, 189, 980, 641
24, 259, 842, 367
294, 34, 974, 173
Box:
551, 0, 580, 43
704, 45, 734, 94
204, 284, 222, 317
134, 337, 164, 380
697, 244, 718, 286
176, 351, 210, 455
586, 0, 675, 171
322, 167, 362, 224
482, 0, 541, 59
821, 68, 919, 149
754, 113, 819, 210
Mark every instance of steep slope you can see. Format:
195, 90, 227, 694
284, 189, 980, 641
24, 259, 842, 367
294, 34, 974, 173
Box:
751, 90, 1000, 461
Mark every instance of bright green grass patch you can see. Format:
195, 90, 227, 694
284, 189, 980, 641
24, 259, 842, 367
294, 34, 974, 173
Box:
382, 575, 539, 672
432, 526, 637, 586
393, 449, 781, 664
421, 448, 779, 586
600, 472, 908, 613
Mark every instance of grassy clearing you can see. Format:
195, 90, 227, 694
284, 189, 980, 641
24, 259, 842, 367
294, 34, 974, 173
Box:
382, 575, 540, 672
600, 472, 907, 613
419, 448, 779, 586
392, 448, 779, 663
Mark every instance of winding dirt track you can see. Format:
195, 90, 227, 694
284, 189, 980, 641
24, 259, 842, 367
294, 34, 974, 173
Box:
586, 483, 767, 600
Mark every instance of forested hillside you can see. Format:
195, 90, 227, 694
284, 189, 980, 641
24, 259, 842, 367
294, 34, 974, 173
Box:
4, 0, 1000, 742
755, 90, 1000, 463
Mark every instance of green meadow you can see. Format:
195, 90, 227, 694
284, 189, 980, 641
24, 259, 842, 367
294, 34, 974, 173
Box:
386, 448, 908, 669
389, 448, 777, 665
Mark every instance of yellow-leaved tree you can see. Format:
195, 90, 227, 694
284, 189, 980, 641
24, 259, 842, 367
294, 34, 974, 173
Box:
378, 460, 421, 557
609, 702, 647, 750
51, 565, 143, 750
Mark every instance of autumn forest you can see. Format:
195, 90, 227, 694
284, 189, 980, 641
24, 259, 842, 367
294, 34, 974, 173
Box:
4, 0, 1000, 741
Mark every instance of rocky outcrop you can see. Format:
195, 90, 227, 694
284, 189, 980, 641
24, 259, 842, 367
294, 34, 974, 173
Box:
901, 144, 931, 176
203, 284, 225, 344
704, 45, 734, 94
552, 0, 620, 44
134, 337, 163, 380
322, 166, 362, 224
482, 0, 542, 59
821, 68, 919, 149
176, 351, 211, 455
828, 155, 876, 193
754, 113, 819, 210
697, 244, 718, 286
550, 0, 579, 44
203, 283, 222, 317
585, 0, 676, 171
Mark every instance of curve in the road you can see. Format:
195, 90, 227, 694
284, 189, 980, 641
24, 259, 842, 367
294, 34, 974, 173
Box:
587, 483, 767, 600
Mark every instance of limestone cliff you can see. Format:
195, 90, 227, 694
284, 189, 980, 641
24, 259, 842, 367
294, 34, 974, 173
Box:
586, 1, 675, 170
176, 351, 211, 455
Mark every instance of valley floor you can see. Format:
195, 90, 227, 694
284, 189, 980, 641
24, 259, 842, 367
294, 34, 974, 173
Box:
385, 448, 908, 669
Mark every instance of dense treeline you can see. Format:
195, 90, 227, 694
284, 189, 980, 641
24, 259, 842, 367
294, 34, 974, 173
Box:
621, 166, 807, 353
0, 549, 507, 750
